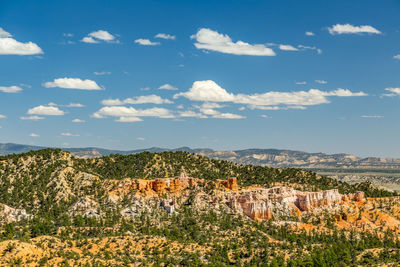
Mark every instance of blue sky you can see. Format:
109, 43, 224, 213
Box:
1, 0, 400, 157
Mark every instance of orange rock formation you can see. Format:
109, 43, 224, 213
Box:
130, 172, 198, 195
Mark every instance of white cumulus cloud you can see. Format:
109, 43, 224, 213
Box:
29, 133, 40, 137
72, 119, 85, 123
305, 31, 315, 36
81, 30, 117, 43
27, 105, 65, 116
0, 27, 43, 55
394, 55, 400, 60
328, 24, 382, 35
175, 80, 367, 109
191, 28, 275, 56
0, 38, 43, 55
44, 78, 102, 90
175, 80, 235, 102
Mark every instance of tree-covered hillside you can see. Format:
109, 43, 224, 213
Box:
75, 150, 394, 197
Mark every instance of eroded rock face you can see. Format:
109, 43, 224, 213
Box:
297, 189, 342, 211
130, 175, 198, 195
227, 193, 273, 221
225, 187, 343, 220
125, 174, 198, 194
106, 176, 366, 222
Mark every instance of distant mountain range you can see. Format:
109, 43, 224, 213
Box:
2, 142, 400, 170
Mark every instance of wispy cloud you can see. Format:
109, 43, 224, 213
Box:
179, 110, 208, 119
61, 132, 80, 137
155, 33, 176, 40
94, 71, 111, 75
211, 113, 245, 119
158, 83, 178, 90
298, 45, 322, 54
92, 106, 175, 122
20, 115, 45, 121
101, 95, 173, 105
361, 115, 384, 119
134, 39, 160, 46
279, 44, 298, 51
0, 85, 22, 93
65, 103, 85, 108
315, 80, 327, 84
328, 24, 382, 35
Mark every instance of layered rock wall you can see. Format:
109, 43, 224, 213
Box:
108, 175, 366, 222
297, 189, 342, 211
226, 187, 364, 220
